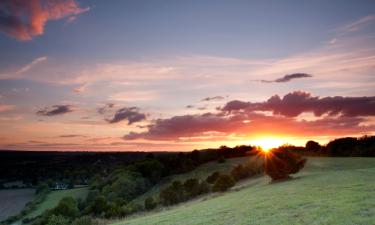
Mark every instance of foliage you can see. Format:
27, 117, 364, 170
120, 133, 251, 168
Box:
206, 171, 221, 184
264, 149, 306, 181
212, 174, 235, 192
144, 197, 157, 210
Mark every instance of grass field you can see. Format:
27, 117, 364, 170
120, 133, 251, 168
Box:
23, 187, 89, 220
0, 189, 34, 222
113, 157, 375, 225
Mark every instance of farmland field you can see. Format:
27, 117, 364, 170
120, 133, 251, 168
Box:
22, 187, 89, 220
112, 157, 375, 225
0, 189, 34, 222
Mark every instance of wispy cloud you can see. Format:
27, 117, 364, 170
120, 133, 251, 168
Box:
260, 73, 312, 83
0, 104, 15, 112
201, 96, 225, 102
16, 56, 47, 74
37, 105, 73, 116
339, 14, 375, 33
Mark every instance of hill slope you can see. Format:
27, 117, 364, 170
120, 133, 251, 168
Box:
112, 157, 375, 225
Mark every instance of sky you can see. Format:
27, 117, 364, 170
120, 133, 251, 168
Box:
0, 0, 374, 151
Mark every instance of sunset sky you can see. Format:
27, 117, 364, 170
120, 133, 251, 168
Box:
0, 0, 374, 151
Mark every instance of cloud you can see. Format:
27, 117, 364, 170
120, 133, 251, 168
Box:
16, 56, 47, 74
37, 104, 73, 116
0, 0, 89, 41
73, 83, 89, 93
0, 104, 15, 112
97, 103, 115, 114
107, 107, 146, 124
201, 96, 225, 102
260, 73, 312, 83
221, 91, 375, 117
340, 14, 375, 33
124, 91, 375, 141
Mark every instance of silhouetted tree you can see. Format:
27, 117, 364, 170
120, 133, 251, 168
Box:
264, 149, 306, 181
305, 140, 321, 152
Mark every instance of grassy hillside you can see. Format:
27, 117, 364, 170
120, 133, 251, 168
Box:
130, 157, 252, 205
24, 187, 89, 220
113, 157, 375, 225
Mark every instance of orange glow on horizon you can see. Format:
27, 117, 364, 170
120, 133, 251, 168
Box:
252, 137, 286, 151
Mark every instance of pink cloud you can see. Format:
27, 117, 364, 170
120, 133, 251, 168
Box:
124, 91, 375, 141
0, 0, 89, 40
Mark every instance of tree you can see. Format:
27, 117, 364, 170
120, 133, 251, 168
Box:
35, 183, 49, 195
159, 180, 185, 206
144, 196, 157, 210
212, 174, 235, 192
52, 197, 79, 219
206, 171, 220, 184
264, 149, 306, 181
305, 140, 321, 152
183, 178, 200, 198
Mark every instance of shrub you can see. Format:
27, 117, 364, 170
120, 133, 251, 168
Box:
183, 178, 200, 198
122, 203, 142, 215
212, 174, 235, 192
264, 149, 306, 181
52, 197, 79, 219
144, 196, 157, 210
230, 165, 249, 181
159, 180, 185, 206
206, 171, 220, 184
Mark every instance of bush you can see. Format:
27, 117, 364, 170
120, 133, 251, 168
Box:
159, 180, 185, 206
264, 149, 306, 181
122, 203, 142, 215
52, 197, 79, 219
212, 174, 235, 192
144, 196, 157, 210
230, 165, 249, 181
206, 171, 220, 184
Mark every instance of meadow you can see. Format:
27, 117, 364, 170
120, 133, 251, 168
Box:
22, 187, 89, 220
112, 157, 375, 225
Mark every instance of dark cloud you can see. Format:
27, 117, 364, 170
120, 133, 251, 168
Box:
261, 73, 312, 83
124, 91, 375, 141
97, 103, 115, 114
0, 0, 89, 41
37, 105, 73, 116
201, 96, 225, 102
221, 91, 375, 117
107, 107, 146, 124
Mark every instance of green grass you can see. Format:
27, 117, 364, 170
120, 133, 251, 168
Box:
113, 157, 375, 225
130, 157, 252, 205
25, 187, 89, 220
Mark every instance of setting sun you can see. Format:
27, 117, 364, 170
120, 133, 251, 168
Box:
252, 138, 286, 151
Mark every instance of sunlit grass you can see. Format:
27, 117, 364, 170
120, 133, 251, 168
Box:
112, 157, 375, 225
